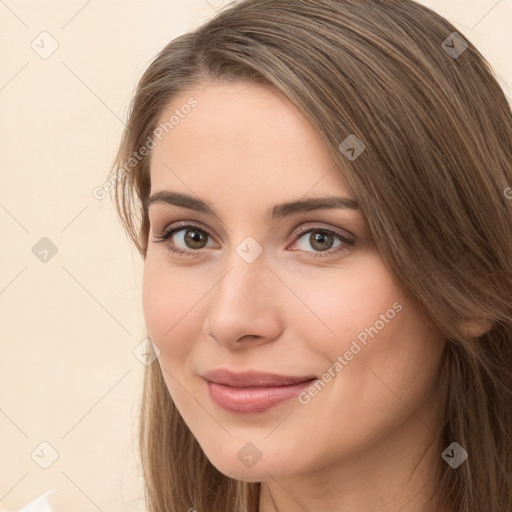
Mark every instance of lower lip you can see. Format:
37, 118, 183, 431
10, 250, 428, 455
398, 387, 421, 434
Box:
205, 378, 316, 414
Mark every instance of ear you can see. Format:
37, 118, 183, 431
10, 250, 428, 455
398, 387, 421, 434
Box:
460, 318, 494, 339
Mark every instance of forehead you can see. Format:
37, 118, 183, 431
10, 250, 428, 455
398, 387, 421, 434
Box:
150, 81, 354, 202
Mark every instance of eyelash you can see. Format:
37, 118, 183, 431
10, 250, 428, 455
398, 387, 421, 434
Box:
153, 221, 355, 259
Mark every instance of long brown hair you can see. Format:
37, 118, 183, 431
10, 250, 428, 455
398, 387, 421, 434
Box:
107, 1, 512, 510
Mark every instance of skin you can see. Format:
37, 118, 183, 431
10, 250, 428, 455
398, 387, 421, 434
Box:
143, 80, 451, 511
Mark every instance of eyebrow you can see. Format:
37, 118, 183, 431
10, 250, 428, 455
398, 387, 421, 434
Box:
145, 191, 359, 219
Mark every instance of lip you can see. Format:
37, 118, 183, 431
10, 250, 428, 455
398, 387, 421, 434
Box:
201, 368, 317, 387
201, 369, 317, 414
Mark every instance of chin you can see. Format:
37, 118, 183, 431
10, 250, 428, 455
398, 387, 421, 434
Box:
203, 443, 296, 483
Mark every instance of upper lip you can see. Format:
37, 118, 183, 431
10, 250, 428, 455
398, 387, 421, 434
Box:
201, 368, 317, 388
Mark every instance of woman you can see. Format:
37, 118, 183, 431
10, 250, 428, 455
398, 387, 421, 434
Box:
108, 0, 512, 510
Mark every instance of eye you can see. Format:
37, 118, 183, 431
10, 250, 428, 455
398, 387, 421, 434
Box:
289, 226, 354, 258
152, 222, 216, 257
152, 222, 355, 258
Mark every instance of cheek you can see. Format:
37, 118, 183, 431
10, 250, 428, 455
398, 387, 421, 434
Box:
295, 255, 441, 399
310, 268, 444, 430
142, 255, 203, 356
290, 257, 401, 353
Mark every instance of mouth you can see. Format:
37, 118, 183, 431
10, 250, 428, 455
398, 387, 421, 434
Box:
201, 369, 317, 414
201, 368, 317, 387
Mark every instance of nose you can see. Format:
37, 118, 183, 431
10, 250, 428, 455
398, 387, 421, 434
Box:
203, 254, 284, 349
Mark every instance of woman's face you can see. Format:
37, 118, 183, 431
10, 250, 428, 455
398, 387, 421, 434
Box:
143, 81, 447, 484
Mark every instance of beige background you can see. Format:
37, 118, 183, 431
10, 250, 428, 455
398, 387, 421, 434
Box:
0, 0, 511, 510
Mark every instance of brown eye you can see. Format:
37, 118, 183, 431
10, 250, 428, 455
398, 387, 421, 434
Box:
182, 228, 209, 249
308, 231, 335, 252
290, 226, 355, 258
153, 223, 216, 256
